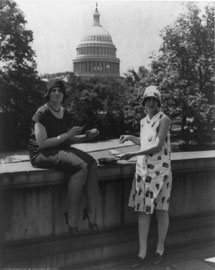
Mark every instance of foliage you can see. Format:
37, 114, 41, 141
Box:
63, 74, 127, 139
0, 1, 214, 150
0, 0, 44, 147
148, 3, 215, 146
123, 68, 148, 133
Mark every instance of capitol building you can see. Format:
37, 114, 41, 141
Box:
73, 4, 120, 78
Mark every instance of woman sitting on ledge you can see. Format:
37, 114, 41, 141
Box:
28, 78, 99, 236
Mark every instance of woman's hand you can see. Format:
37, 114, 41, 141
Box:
67, 126, 83, 137
118, 152, 135, 160
119, 134, 140, 146
86, 128, 100, 140
119, 135, 131, 144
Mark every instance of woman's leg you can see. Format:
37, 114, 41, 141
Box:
138, 212, 151, 259
155, 210, 169, 255
33, 149, 89, 228
69, 148, 99, 224
85, 160, 98, 224
67, 163, 88, 227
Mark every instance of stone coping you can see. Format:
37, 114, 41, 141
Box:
1, 139, 214, 163
0, 140, 215, 187
1, 149, 214, 173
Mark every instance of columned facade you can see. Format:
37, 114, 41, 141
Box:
73, 5, 120, 78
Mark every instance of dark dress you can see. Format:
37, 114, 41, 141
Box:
28, 104, 96, 174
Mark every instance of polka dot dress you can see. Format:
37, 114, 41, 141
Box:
128, 111, 172, 214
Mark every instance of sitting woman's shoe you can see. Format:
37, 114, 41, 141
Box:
64, 210, 79, 237
83, 208, 99, 232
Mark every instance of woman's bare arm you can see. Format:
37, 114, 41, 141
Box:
119, 116, 171, 160
35, 122, 82, 149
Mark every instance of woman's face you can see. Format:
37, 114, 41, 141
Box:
49, 87, 64, 103
144, 97, 160, 113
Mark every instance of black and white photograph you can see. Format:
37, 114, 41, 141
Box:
0, 0, 214, 269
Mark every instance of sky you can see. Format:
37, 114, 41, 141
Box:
15, 0, 209, 76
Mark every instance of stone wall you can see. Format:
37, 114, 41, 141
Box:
1, 150, 215, 267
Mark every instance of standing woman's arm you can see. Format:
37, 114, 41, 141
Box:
119, 116, 171, 159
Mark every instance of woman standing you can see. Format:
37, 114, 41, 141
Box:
28, 78, 99, 236
119, 85, 172, 268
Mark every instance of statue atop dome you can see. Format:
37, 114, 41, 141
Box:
93, 3, 100, 26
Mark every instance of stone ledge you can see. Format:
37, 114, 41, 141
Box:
0, 147, 215, 188
1, 143, 215, 268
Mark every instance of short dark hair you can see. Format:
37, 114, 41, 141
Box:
44, 78, 68, 102
142, 97, 161, 107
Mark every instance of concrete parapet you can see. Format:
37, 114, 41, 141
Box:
0, 148, 215, 267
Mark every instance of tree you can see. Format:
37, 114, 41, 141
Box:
0, 0, 42, 110
150, 3, 215, 146
64, 74, 127, 139
123, 67, 157, 134
0, 0, 43, 148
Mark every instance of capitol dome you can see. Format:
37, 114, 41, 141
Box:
73, 4, 120, 77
